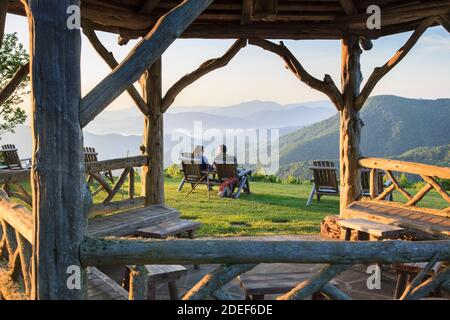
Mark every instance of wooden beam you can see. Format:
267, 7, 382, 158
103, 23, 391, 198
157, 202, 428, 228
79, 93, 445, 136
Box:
161, 38, 247, 113
82, 24, 150, 117
139, 0, 161, 14
141, 59, 164, 205
438, 14, 450, 33
27, 0, 91, 299
338, 0, 357, 15
79, 0, 214, 128
80, 238, 450, 267
0, 0, 8, 48
0, 61, 29, 106
249, 38, 343, 110
241, 0, 253, 24
400, 254, 439, 299
339, 36, 363, 214
359, 158, 450, 180
253, 0, 278, 21
356, 18, 435, 109
182, 264, 256, 300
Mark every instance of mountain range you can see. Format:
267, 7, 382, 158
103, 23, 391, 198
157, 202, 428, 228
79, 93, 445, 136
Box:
3, 96, 449, 176
278, 95, 450, 178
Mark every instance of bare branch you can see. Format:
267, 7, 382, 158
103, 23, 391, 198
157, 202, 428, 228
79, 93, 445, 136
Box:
82, 24, 150, 117
249, 38, 343, 110
161, 38, 247, 113
356, 17, 435, 109
0, 62, 30, 106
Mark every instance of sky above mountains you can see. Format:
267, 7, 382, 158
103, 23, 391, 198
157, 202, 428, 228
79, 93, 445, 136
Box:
6, 13, 450, 114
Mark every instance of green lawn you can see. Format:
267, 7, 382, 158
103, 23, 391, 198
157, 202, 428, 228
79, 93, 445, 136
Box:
165, 178, 338, 237
12, 176, 449, 238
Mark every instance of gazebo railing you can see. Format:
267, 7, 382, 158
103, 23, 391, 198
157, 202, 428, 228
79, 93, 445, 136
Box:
81, 237, 450, 300
359, 158, 450, 217
86, 155, 149, 216
0, 192, 33, 299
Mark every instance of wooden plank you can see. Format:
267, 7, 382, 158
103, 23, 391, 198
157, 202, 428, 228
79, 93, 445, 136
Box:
87, 204, 180, 237
239, 272, 315, 295
337, 218, 404, 238
79, 0, 214, 127
80, 238, 450, 267
143, 264, 187, 283
344, 202, 449, 238
87, 267, 128, 300
135, 219, 201, 239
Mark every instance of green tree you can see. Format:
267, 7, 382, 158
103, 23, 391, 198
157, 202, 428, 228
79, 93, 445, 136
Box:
0, 33, 29, 136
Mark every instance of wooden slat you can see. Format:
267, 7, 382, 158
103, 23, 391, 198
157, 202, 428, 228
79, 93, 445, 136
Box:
87, 204, 180, 237
87, 267, 128, 300
344, 201, 450, 238
135, 219, 201, 239
336, 218, 405, 238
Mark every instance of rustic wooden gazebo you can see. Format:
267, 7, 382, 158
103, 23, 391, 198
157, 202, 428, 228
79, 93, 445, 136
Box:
0, 0, 449, 300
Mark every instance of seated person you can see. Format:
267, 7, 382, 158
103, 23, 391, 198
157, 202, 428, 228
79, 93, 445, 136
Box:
213, 144, 237, 166
192, 145, 211, 171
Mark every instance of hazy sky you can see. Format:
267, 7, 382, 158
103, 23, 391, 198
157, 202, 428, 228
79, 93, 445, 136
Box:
6, 13, 450, 112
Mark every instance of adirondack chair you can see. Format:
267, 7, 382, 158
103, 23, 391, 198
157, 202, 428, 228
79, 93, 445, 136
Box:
214, 154, 251, 199
84, 147, 114, 184
178, 153, 210, 198
306, 160, 339, 205
1, 144, 31, 170
361, 168, 393, 201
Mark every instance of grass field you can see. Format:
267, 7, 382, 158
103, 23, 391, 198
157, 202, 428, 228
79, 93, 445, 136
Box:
14, 176, 449, 238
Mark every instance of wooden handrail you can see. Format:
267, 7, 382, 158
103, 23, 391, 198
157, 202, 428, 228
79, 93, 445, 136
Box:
359, 158, 450, 180
0, 193, 33, 243
85, 155, 149, 174
80, 237, 450, 267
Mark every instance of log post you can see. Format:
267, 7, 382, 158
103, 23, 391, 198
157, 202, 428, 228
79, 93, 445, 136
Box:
339, 36, 363, 215
27, 0, 91, 299
0, 0, 8, 49
140, 59, 164, 205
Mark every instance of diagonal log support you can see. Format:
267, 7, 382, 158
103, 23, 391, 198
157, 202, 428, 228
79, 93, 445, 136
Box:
80, 0, 214, 127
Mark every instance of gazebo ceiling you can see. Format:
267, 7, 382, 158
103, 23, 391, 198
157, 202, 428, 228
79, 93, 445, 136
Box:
7, 0, 450, 40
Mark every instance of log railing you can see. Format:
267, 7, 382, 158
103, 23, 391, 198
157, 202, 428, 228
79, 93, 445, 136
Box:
0, 155, 150, 216
81, 237, 450, 300
0, 192, 33, 299
86, 155, 148, 216
359, 158, 450, 217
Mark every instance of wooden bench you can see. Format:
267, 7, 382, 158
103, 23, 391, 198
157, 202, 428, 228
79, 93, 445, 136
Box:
351, 158, 450, 240
87, 267, 128, 300
123, 265, 187, 300
344, 201, 449, 239
134, 219, 202, 239
238, 272, 339, 300
337, 218, 405, 240
87, 204, 180, 237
